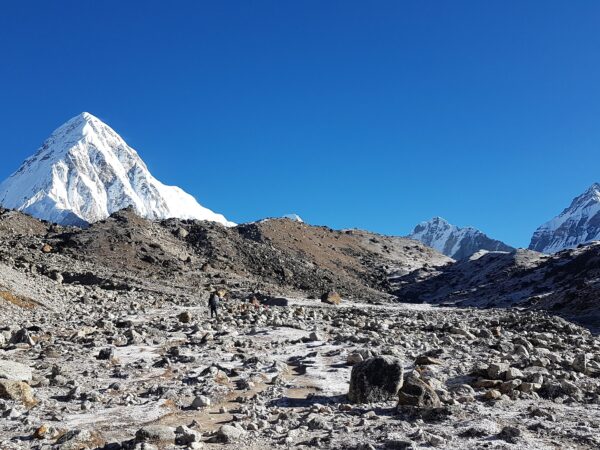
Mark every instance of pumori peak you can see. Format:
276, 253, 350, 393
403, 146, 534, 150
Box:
0, 112, 235, 227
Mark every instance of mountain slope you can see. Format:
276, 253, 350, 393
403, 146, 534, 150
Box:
407, 217, 514, 259
395, 243, 600, 330
0, 112, 234, 227
530, 183, 600, 253
0, 207, 452, 301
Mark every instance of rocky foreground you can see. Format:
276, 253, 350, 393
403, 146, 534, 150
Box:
1, 208, 600, 449
1, 289, 600, 449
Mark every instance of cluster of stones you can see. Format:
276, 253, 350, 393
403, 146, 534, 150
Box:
1, 287, 600, 449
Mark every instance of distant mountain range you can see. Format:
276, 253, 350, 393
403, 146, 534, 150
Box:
408, 183, 600, 258
2, 113, 600, 258
0, 112, 234, 227
407, 217, 513, 260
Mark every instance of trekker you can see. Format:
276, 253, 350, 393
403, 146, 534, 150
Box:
208, 292, 220, 319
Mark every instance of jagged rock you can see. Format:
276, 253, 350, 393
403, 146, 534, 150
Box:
348, 356, 404, 403
10, 328, 35, 346
397, 375, 441, 409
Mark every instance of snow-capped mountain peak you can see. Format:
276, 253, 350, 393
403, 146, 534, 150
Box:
0, 112, 235, 227
529, 183, 600, 253
408, 217, 513, 260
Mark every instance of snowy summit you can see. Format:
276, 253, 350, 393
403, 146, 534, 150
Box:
0, 112, 234, 227
529, 183, 600, 253
407, 216, 513, 260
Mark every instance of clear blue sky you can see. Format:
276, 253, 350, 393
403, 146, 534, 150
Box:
1, 1, 599, 247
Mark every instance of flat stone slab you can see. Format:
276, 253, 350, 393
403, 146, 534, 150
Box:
0, 360, 33, 382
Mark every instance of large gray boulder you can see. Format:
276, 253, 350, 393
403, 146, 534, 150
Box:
348, 356, 404, 403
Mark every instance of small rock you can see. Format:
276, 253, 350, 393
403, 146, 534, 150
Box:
484, 389, 502, 400
216, 424, 246, 443
505, 367, 524, 381
55, 429, 105, 450
320, 291, 342, 305
96, 348, 114, 360
135, 425, 176, 444
487, 362, 509, 379
347, 352, 364, 365
191, 395, 211, 409
415, 355, 442, 366
175, 425, 202, 445
178, 311, 193, 323
498, 425, 521, 443
308, 331, 320, 342
473, 379, 502, 388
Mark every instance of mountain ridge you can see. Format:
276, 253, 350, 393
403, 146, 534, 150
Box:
407, 216, 514, 260
530, 182, 600, 253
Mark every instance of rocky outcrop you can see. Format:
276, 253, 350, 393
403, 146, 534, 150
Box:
395, 243, 600, 330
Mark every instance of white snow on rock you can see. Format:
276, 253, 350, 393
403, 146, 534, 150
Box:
0, 112, 234, 227
530, 183, 600, 253
282, 213, 304, 222
408, 217, 513, 260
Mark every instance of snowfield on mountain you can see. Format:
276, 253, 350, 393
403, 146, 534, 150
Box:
530, 183, 600, 254
407, 216, 513, 260
0, 112, 234, 227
